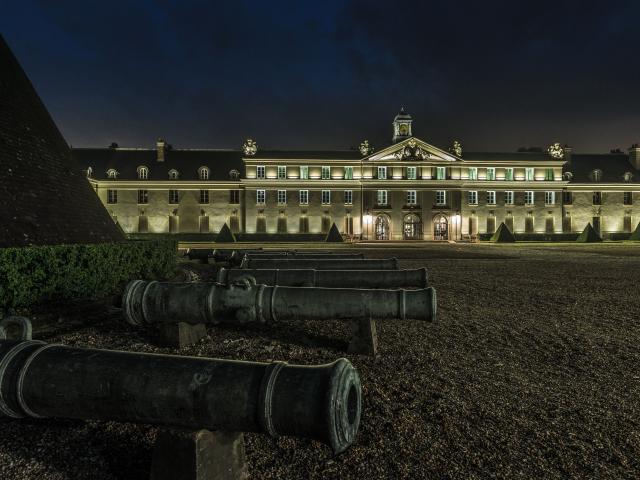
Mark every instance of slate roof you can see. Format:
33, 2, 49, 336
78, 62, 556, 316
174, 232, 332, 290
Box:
463, 152, 553, 162
0, 35, 122, 247
252, 150, 363, 160
73, 148, 243, 181
566, 154, 639, 184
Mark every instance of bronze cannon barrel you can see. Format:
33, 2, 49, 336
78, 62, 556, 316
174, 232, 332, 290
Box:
217, 268, 428, 289
243, 252, 364, 260
228, 249, 334, 265
0, 339, 361, 454
123, 279, 436, 325
240, 257, 399, 270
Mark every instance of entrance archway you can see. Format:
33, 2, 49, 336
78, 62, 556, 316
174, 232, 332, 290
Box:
375, 214, 390, 240
433, 214, 449, 240
403, 213, 423, 240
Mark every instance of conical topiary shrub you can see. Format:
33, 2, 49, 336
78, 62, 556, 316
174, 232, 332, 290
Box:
325, 223, 344, 242
630, 222, 640, 241
215, 223, 236, 243
490, 222, 515, 243
576, 223, 602, 243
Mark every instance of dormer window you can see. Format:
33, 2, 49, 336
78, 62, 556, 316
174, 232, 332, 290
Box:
624, 172, 634, 183
107, 169, 118, 179
86, 167, 93, 178
563, 171, 573, 181
590, 169, 602, 182
198, 167, 210, 180
229, 169, 240, 180
137, 166, 149, 180
168, 169, 179, 180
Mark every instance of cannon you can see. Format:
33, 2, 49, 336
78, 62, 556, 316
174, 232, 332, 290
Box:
217, 267, 428, 289
227, 249, 333, 265
0, 337, 361, 454
123, 278, 436, 326
240, 257, 399, 270
243, 252, 364, 260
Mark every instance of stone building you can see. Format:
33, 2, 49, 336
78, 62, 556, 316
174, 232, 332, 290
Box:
75, 109, 640, 240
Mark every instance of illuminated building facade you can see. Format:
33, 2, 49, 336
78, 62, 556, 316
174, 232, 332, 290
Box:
76, 110, 640, 240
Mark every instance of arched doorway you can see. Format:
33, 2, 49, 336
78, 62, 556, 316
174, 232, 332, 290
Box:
375, 214, 390, 240
433, 214, 448, 240
403, 213, 423, 240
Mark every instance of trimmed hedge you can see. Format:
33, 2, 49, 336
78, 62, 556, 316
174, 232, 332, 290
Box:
0, 240, 176, 311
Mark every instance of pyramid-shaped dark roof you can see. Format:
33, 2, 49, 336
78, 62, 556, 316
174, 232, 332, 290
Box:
576, 223, 602, 243
490, 223, 515, 243
0, 35, 122, 247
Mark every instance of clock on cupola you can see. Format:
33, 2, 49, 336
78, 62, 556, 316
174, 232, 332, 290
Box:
392, 107, 413, 143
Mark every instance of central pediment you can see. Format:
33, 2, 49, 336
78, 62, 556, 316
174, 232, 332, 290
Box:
365, 137, 460, 162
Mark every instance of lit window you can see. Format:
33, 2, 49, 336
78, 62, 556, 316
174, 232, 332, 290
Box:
468, 191, 478, 205
277, 189, 287, 205
525, 191, 534, 205
322, 190, 331, 204
107, 189, 117, 204
545, 191, 555, 205
344, 190, 353, 205
169, 190, 179, 204
436, 166, 446, 180
256, 166, 266, 179
486, 168, 495, 181
624, 192, 633, 205
107, 169, 118, 179
137, 189, 148, 204
377, 166, 387, 179
321, 166, 331, 180
468, 167, 477, 180
299, 190, 309, 205
593, 191, 602, 205
300, 166, 309, 179
504, 191, 514, 205
406, 190, 417, 205
199, 167, 210, 180
344, 166, 353, 180
199, 190, 209, 204
257, 189, 266, 205
377, 190, 388, 205
277, 166, 287, 179
505, 168, 514, 181
168, 169, 179, 180
137, 166, 149, 180
435, 190, 446, 206
406, 166, 417, 180
545, 168, 555, 181
229, 190, 240, 204
525, 168, 534, 181
487, 191, 496, 205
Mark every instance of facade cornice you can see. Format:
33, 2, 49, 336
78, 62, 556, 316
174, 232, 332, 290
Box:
90, 180, 242, 188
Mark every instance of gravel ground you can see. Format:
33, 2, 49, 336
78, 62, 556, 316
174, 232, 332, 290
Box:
1, 243, 640, 479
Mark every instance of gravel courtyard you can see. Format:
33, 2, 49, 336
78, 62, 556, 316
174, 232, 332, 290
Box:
1, 243, 639, 479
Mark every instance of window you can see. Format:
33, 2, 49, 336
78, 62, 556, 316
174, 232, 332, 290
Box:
591, 169, 602, 182
300, 166, 309, 179
138, 166, 149, 180
486, 168, 495, 181
525, 191, 534, 205
562, 191, 572, 205
344, 166, 353, 180
377, 166, 387, 179
107, 189, 117, 204
199, 167, 209, 180
277, 189, 287, 205
277, 166, 287, 179
593, 191, 602, 205
545, 191, 555, 205
257, 189, 266, 205
321, 166, 331, 180
525, 168, 534, 181
468, 191, 478, 205
505, 168, 514, 181
229, 169, 240, 180
299, 190, 309, 205
436, 166, 446, 180
406, 190, 417, 205
377, 190, 388, 205
624, 192, 633, 205
107, 169, 118, 179
468, 167, 477, 180
322, 190, 331, 205
486, 191, 496, 205
545, 168, 555, 181
256, 166, 266, 179
344, 190, 353, 205
504, 191, 514, 205
169, 189, 179, 204
406, 166, 417, 180
435, 190, 446, 206
199, 189, 209, 204
137, 189, 148, 204
86, 167, 92, 178
624, 172, 634, 183
168, 169, 179, 180
229, 190, 240, 204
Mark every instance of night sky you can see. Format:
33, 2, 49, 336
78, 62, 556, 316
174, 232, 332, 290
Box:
2, 0, 640, 153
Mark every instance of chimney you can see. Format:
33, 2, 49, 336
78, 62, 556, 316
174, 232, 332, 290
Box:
156, 138, 166, 162
629, 144, 640, 170
563, 144, 572, 167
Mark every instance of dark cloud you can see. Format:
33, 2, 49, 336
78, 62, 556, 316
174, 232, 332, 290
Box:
2, 0, 640, 152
